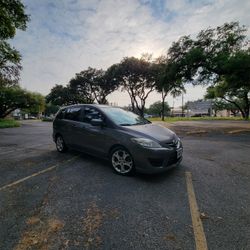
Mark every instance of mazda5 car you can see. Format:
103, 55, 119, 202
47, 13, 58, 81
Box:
53, 104, 183, 175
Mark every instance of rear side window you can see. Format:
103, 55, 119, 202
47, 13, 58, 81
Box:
83, 107, 103, 123
64, 107, 82, 121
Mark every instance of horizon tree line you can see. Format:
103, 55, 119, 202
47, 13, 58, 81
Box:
46, 21, 250, 120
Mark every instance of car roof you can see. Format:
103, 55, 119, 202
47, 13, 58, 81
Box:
61, 104, 118, 109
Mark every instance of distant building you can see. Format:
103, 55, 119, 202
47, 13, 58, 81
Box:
170, 107, 186, 117
216, 110, 231, 117
186, 100, 212, 117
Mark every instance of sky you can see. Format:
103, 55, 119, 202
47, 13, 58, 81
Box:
11, 0, 250, 108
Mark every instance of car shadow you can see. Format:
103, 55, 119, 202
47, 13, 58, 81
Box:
135, 166, 183, 183
59, 149, 185, 185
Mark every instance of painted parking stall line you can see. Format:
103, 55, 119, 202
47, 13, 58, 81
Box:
0, 155, 79, 192
185, 171, 208, 250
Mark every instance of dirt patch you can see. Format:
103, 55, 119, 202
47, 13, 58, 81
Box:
81, 203, 121, 249
82, 202, 104, 249
153, 120, 250, 136
26, 216, 41, 226
164, 233, 176, 241
15, 218, 64, 250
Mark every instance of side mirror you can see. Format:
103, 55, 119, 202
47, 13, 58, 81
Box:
90, 118, 103, 126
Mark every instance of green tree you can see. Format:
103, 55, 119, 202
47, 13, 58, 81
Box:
0, 0, 29, 86
69, 67, 119, 104
210, 99, 240, 117
44, 103, 59, 116
155, 57, 185, 120
46, 84, 77, 106
168, 22, 250, 119
147, 101, 170, 117
205, 77, 249, 119
0, 0, 32, 118
23, 93, 45, 116
0, 86, 41, 118
110, 56, 157, 117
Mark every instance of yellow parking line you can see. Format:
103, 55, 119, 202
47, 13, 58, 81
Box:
0, 155, 79, 192
185, 171, 208, 250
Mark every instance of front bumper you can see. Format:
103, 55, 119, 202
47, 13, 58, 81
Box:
131, 145, 183, 174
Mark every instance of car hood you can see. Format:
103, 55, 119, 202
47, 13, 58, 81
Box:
122, 123, 176, 143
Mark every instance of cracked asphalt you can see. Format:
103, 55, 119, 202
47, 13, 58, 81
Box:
0, 120, 249, 250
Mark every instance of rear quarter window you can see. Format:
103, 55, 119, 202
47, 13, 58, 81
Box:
64, 107, 82, 121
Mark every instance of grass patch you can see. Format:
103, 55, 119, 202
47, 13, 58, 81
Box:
42, 117, 53, 122
149, 116, 243, 123
0, 119, 20, 128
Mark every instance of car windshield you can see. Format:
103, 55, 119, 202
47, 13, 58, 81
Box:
101, 107, 151, 126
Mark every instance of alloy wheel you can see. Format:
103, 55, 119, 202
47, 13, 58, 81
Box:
111, 149, 134, 174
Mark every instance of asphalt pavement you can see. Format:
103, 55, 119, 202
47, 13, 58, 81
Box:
0, 121, 249, 250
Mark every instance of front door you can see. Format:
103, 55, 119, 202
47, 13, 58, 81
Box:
77, 106, 110, 157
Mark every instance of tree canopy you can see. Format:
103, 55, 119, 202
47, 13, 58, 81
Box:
155, 57, 185, 120
23, 92, 45, 115
167, 22, 250, 119
0, 0, 29, 87
46, 67, 120, 106
109, 56, 157, 116
69, 67, 119, 105
147, 101, 170, 116
0, 87, 43, 118
45, 21, 249, 119
46, 84, 77, 106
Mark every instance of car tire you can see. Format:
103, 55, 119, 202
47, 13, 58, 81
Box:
56, 135, 67, 153
110, 147, 135, 176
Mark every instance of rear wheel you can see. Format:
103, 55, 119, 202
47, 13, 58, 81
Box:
110, 147, 135, 176
56, 135, 67, 153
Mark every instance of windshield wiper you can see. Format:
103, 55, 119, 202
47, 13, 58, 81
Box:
133, 122, 148, 125
120, 123, 132, 126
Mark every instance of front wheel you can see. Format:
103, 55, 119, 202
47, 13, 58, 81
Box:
56, 135, 67, 153
110, 147, 135, 176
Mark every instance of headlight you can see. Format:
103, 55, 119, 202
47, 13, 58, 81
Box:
176, 138, 181, 148
131, 138, 162, 148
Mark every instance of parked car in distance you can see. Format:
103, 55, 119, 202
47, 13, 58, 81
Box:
53, 104, 183, 175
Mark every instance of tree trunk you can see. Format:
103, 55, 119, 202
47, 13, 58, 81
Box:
0, 108, 15, 119
139, 108, 144, 117
222, 97, 247, 120
243, 92, 249, 120
161, 98, 165, 121
161, 90, 167, 121
244, 107, 249, 120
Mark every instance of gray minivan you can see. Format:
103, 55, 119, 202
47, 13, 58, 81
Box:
53, 104, 183, 175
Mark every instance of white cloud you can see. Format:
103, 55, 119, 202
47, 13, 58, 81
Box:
10, 0, 250, 107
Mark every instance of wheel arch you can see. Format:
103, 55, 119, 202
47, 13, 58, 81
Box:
108, 144, 131, 158
55, 132, 62, 140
